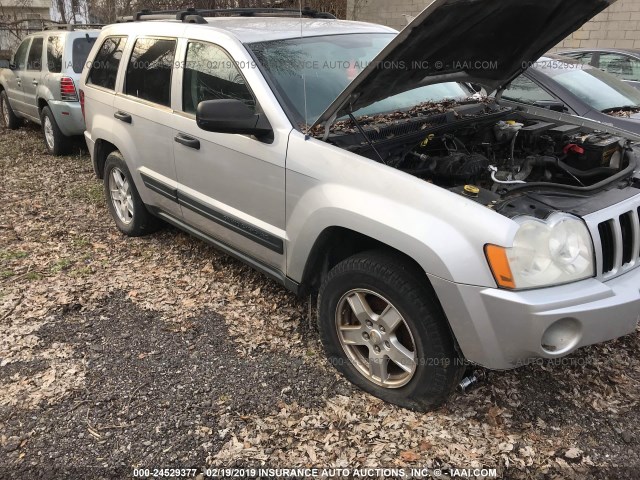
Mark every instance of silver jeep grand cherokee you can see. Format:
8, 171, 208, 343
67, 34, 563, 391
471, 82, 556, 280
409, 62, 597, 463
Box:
0, 25, 100, 155
81, 0, 640, 411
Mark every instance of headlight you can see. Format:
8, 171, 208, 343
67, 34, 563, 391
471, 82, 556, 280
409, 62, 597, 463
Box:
485, 213, 595, 289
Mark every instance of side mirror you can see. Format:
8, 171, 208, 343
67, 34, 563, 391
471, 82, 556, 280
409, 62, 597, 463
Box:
196, 99, 272, 140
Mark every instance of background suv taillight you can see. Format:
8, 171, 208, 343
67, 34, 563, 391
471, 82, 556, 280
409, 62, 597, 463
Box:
79, 89, 85, 120
60, 77, 78, 102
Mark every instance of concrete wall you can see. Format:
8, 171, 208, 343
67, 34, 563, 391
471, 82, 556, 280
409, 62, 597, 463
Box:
346, 0, 419, 31
347, 0, 640, 51
555, 0, 640, 50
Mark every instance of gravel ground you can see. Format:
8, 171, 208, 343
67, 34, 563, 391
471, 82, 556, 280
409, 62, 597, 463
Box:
1, 124, 639, 479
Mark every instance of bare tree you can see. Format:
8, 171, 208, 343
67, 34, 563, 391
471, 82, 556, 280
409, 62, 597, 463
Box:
349, 0, 368, 21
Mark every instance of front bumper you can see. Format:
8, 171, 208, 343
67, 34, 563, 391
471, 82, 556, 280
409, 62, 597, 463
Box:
429, 266, 640, 370
48, 100, 85, 137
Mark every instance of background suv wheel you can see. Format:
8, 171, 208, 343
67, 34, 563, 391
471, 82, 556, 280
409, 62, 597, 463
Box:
318, 250, 465, 411
1, 91, 22, 130
104, 151, 162, 237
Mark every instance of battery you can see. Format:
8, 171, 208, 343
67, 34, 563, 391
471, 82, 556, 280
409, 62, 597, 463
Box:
565, 133, 624, 171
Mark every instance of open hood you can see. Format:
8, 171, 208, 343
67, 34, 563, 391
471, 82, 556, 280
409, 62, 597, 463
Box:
312, 0, 614, 131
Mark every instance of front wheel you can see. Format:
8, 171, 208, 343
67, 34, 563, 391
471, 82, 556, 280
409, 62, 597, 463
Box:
318, 251, 465, 411
0, 90, 22, 130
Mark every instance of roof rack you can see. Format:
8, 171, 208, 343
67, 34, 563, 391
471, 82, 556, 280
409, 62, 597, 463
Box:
43, 23, 104, 31
117, 7, 336, 23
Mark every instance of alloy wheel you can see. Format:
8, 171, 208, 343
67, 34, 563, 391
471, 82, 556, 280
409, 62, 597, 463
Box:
1, 98, 8, 127
43, 116, 55, 150
109, 167, 134, 224
335, 289, 417, 388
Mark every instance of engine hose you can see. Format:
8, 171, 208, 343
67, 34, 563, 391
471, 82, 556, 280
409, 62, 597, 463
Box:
557, 160, 618, 179
504, 153, 638, 195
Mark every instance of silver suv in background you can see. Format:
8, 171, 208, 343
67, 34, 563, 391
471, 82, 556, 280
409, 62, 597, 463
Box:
0, 25, 100, 155
82, 2, 640, 411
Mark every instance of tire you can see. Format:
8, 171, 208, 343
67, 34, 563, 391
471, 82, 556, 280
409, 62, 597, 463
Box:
103, 151, 162, 237
41, 106, 70, 156
318, 250, 465, 411
0, 90, 22, 130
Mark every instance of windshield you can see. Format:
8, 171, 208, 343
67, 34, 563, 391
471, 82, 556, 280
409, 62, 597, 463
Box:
540, 62, 640, 111
249, 33, 471, 126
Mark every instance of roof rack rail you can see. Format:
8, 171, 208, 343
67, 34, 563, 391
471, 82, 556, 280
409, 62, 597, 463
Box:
117, 7, 336, 23
43, 23, 104, 31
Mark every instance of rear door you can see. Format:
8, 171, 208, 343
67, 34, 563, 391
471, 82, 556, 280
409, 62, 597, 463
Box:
20, 36, 44, 120
113, 36, 182, 217
84, 35, 127, 140
5, 38, 31, 114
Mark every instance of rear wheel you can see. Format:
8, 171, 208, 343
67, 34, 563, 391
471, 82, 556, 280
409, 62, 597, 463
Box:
0, 90, 22, 130
104, 151, 162, 237
318, 250, 465, 411
41, 106, 70, 156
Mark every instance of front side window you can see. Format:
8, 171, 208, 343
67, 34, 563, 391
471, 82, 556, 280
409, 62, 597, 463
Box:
598, 53, 640, 82
47, 36, 64, 73
182, 41, 255, 114
87, 36, 126, 90
26, 37, 43, 71
125, 37, 176, 107
502, 75, 556, 105
12, 39, 30, 70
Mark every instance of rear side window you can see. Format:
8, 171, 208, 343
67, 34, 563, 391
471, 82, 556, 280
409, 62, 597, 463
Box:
72, 37, 96, 73
47, 36, 64, 73
13, 39, 30, 70
502, 75, 556, 105
182, 41, 255, 114
27, 37, 43, 71
125, 37, 176, 107
87, 36, 126, 91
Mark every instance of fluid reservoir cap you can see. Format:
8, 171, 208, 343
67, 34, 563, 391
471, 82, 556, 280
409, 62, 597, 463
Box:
463, 185, 480, 197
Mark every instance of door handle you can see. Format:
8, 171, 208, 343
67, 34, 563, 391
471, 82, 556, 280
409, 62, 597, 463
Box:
174, 134, 200, 150
114, 111, 132, 124
32, 80, 38, 86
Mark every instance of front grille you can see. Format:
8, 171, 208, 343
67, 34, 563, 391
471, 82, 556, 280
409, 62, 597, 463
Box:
593, 202, 640, 277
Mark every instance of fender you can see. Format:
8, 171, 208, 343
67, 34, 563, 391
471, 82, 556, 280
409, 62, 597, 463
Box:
285, 131, 520, 287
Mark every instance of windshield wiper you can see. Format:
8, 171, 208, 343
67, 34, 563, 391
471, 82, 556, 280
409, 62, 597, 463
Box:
601, 105, 640, 113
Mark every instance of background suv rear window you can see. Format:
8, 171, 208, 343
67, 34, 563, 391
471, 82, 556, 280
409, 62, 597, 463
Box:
87, 36, 126, 91
125, 37, 176, 107
73, 37, 96, 74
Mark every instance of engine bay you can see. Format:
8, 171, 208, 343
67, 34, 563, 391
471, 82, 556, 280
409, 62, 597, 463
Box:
323, 100, 638, 209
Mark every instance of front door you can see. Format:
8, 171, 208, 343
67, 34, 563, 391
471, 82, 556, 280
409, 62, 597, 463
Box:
6, 38, 30, 115
172, 39, 287, 272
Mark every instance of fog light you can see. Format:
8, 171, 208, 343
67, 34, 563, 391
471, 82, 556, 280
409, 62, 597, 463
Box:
541, 318, 582, 355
